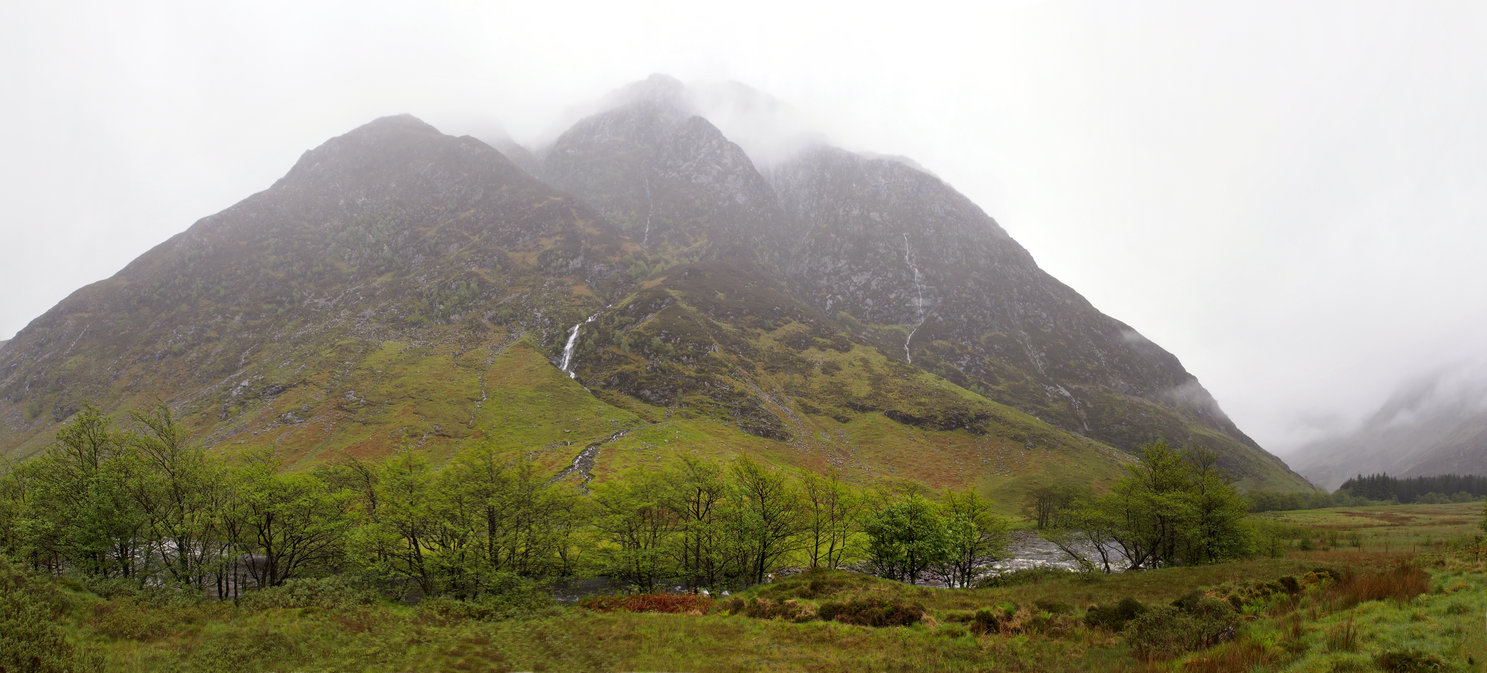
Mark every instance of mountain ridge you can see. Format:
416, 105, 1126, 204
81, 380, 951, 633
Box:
0, 79, 1313, 496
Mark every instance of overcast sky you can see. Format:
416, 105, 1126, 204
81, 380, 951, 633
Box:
3, 1, 1485, 455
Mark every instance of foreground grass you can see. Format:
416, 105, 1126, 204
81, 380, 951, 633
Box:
12, 502, 1487, 672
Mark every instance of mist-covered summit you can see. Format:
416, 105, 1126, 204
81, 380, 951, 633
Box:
0, 76, 1311, 494
1284, 365, 1487, 489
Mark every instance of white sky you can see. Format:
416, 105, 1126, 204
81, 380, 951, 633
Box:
3, 1, 1485, 455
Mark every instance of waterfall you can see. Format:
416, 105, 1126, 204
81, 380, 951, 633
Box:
641, 174, 654, 247
559, 311, 602, 378
902, 233, 928, 364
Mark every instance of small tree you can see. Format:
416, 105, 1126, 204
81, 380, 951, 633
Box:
662, 456, 732, 590
729, 457, 803, 585
800, 470, 860, 571
224, 453, 350, 588
864, 491, 949, 584
937, 489, 1008, 588
1022, 483, 1079, 530
592, 470, 676, 592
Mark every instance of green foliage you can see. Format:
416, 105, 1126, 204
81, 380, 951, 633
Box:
863, 491, 949, 584
721, 596, 814, 621
1065, 442, 1250, 570
937, 489, 1008, 587
728, 456, 805, 585
799, 470, 860, 571
969, 607, 1001, 634
1022, 482, 1080, 529
0, 557, 102, 673
226, 452, 351, 587
591, 469, 678, 592
187, 623, 303, 673
236, 575, 382, 611
412, 576, 551, 624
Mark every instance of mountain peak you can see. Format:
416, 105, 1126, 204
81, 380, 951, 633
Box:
355, 113, 440, 134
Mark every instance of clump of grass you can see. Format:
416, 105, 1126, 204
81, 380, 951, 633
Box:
1324, 613, 1359, 652
1083, 597, 1147, 631
1125, 597, 1238, 660
720, 597, 813, 621
188, 624, 303, 673
582, 593, 715, 615
1331, 560, 1431, 606
1033, 598, 1074, 615
968, 607, 1000, 635
1180, 635, 1275, 673
1375, 648, 1450, 673
816, 597, 924, 627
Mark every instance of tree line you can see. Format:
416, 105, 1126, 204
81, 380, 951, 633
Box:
1336, 473, 1487, 504
0, 404, 1017, 599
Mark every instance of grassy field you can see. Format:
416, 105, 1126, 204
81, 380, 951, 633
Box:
6, 502, 1485, 672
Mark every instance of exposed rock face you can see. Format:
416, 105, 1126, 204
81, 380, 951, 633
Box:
766, 146, 1266, 475
0, 78, 1312, 492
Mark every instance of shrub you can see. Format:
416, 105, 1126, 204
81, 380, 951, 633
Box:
0, 558, 103, 673
236, 575, 383, 611
817, 597, 924, 627
582, 593, 715, 615
1125, 598, 1238, 660
1083, 597, 1147, 631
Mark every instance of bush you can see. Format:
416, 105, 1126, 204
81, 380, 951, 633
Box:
582, 593, 715, 615
1126, 598, 1238, 660
0, 558, 103, 673
413, 575, 551, 624
1083, 597, 1147, 631
237, 575, 383, 611
817, 597, 924, 627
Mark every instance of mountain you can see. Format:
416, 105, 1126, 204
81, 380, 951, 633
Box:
0, 77, 1313, 498
1284, 368, 1487, 490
